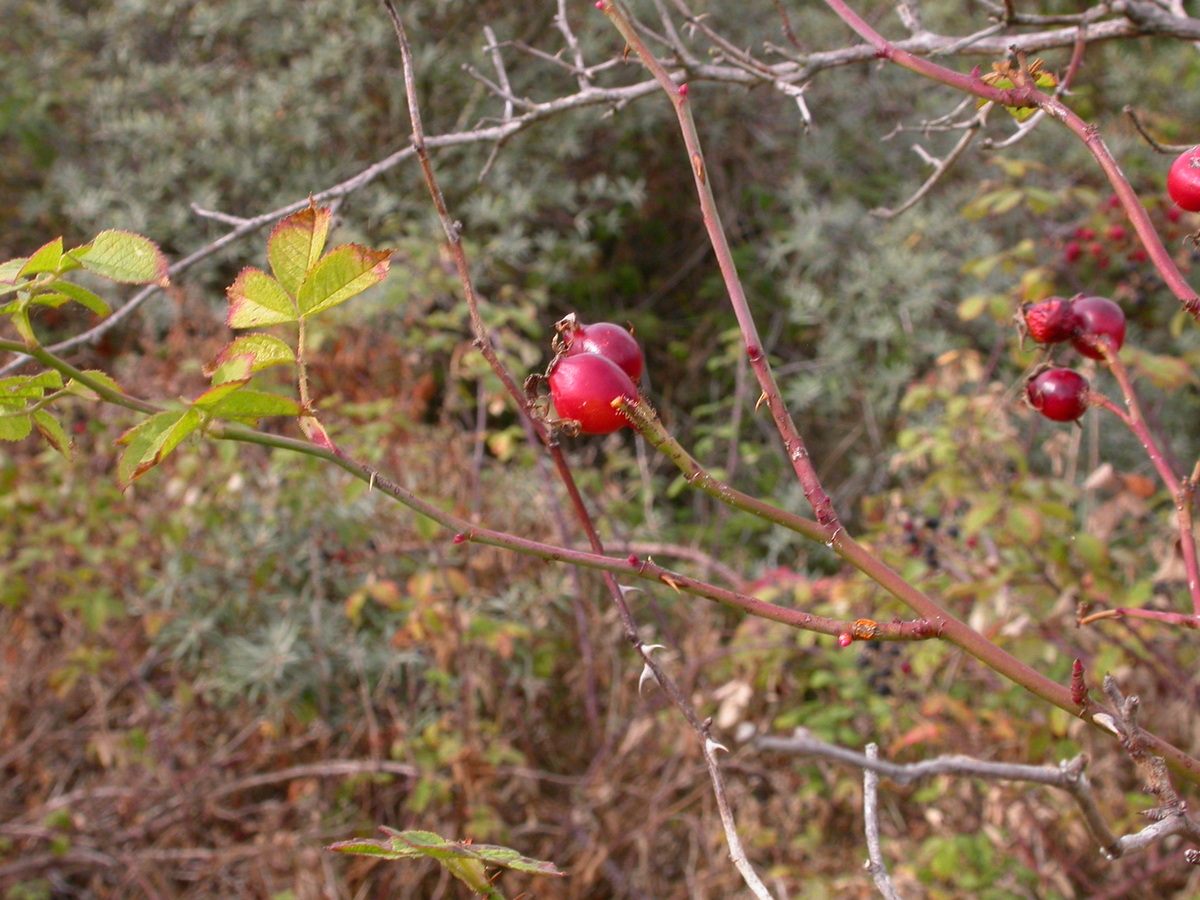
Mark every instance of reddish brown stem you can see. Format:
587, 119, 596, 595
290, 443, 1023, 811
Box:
1087, 342, 1200, 618
1079, 607, 1200, 628
597, 0, 839, 528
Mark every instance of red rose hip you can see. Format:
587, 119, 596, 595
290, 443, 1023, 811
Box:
548, 352, 638, 435
560, 319, 644, 382
1069, 295, 1125, 360
1026, 368, 1090, 422
1022, 297, 1081, 344
1168, 146, 1200, 212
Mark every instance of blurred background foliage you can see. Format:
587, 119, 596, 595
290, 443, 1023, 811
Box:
4, 0, 1200, 897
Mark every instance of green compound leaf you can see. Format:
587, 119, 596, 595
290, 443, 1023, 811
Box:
329, 828, 565, 887
268, 203, 331, 296
48, 280, 111, 317
18, 237, 65, 277
0, 257, 27, 285
204, 389, 302, 421
0, 410, 33, 442
0, 372, 66, 443
190, 381, 249, 410
1, 371, 64, 398
68, 230, 170, 286
204, 334, 296, 384
226, 267, 298, 328
192, 381, 302, 421
116, 408, 201, 488
297, 244, 391, 319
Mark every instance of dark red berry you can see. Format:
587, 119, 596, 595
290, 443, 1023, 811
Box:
1074, 226, 1096, 241
1167, 146, 1200, 212
1022, 297, 1081, 344
837, 633, 853, 648
563, 321, 644, 382
1026, 368, 1090, 422
1069, 295, 1125, 360
1106, 224, 1127, 242
548, 352, 638, 435
1063, 241, 1083, 263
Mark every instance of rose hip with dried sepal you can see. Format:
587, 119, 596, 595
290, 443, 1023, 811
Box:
1021, 296, 1081, 345
1026, 368, 1090, 422
548, 352, 638, 435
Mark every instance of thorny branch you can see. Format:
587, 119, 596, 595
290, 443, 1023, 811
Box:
7, 1, 1200, 374
7, 0, 1200, 888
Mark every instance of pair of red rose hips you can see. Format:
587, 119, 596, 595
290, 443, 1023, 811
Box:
1021, 294, 1126, 359
1021, 294, 1127, 423
547, 317, 644, 435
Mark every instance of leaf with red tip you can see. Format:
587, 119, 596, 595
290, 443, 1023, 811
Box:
299, 415, 337, 452
0, 257, 27, 285
17, 238, 65, 277
193, 383, 302, 421
204, 335, 296, 383
268, 203, 331, 295
68, 231, 170, 286
116, 408, 202, 487
226, 267, 297, 328
296, 244, 391, 319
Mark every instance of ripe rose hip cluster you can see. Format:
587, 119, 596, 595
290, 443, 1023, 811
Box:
1021, 294, 1126, 423
544, 314, 644, 435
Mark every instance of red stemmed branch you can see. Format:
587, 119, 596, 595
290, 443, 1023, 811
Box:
593, 0, 1200, 787
821, 0, 1200, 321
814, 0, 1200, 782
614, 394, 1200, 781
596, 0, 839, 529
1081, 338, 1200, 623
0, 336, 936, 646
